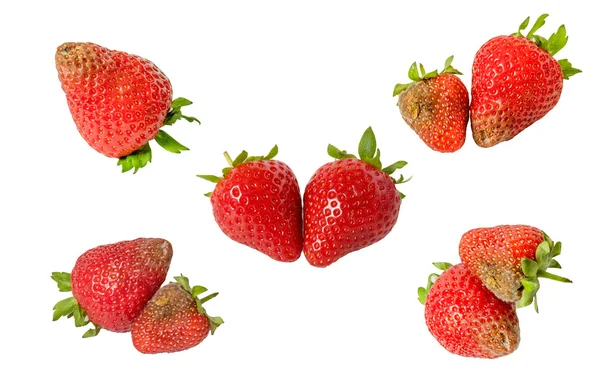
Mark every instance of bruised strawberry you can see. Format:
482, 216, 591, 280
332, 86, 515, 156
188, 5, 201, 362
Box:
470, 14, 581, 147
459, 224, 571, 311
198, 146, 303, 262
303, 127, 409, 267
419, 263, 520, 359
55, 42, 200, 172
393, 56, 469, 153
52, 238, 173, 337
131, 275, 223, 354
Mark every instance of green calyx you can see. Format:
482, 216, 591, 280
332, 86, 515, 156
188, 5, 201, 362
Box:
393, 56, 462, 97
327, 127, 410, 198
51, 272, 101, 338
517, 232, 572, 313
117, 97, 201, 173
173, 275, 224, 335
417, 262, 453, 305
197, 145, 279, 197
513, 14, 581, 79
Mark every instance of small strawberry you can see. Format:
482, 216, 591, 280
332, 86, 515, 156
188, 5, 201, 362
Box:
56, 42, 200, 173
131, 275, 223, 354
52, 238, 173, 337
393, 56, 469, 153
198, 146, 303, 262
470, 14, 581, 147
459, 224, 571, 311
303, 127, 409, 267
419, 262, 520, 359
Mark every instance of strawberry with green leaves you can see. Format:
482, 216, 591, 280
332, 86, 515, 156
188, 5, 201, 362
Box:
419, 262, 520, 359
303, 127, 409, 267
131, 275, 223, 354
470, 14, 581, 147
198, 146, 303, 262
393, 56, 469, 153
55, 42, 200, 173
459, 224, 571, 312
52, 238, 173, 337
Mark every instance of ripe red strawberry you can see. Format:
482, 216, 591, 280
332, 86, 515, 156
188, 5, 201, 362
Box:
131, 275, 223, 354
470, 14, 581, 147
459, 224, 571, 311
52, 238, 173, 337
303, 127, 409, 267
198, 146, 303, 262
419, 262, 520, 359
393, 56, 469, 153
55, 42, 200, 172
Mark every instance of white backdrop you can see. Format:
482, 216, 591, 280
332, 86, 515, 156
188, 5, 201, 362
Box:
1, 1, 596, 380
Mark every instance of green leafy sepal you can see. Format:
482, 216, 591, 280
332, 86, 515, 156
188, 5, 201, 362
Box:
393, 56, 462, 97
418, 262, 453, 305
51, 272, 101, 338
173, 275, 224, 335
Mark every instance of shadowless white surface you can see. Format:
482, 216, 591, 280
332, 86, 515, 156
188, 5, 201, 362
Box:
0, 1, 596, 381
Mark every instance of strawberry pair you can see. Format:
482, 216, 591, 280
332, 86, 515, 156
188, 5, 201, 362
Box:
393, 14, 581, 152
199, 127, 409, 268
52, 238, 223, 354
419, 224, 571, 358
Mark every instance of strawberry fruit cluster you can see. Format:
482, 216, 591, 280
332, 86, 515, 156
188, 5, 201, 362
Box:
418, 225, 571, 358
393, 14, 580, 152
52, 238, 223, 354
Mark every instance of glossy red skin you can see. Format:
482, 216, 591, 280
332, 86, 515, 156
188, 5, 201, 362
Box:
471, 35, 563, 147
303, 158, 401, 267
459, 224, 545, 302
210, 160, 303, 262
131, 283, 210, 354
425, 263, 520, 359
55, 42, 173, 158
398, 73, 469, 153
71, 238, 173, 332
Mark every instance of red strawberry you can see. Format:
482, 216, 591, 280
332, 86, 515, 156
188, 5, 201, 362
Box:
198, 146, 303, 262
419, 262, 520, 359
459, 224, 571, 311
303, 127, 409, 267
470, 14, 581, 147
52, 238, 173, 337
393, 56, 469, 153
131, 275, 223, 354
55, 42, 200, 172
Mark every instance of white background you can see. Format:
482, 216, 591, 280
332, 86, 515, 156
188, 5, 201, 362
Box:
1, 0, 596, 380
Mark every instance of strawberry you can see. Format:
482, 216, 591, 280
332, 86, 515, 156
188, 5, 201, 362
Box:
419, 262, 520, 359
303, 127, 409, 267
470, 14, 581, 147
459, 224, 571, 311
393, 56, 469, 153
198, 146, 303, 262
131, 275, 223, 354
52, 238, 173, 337
55, 42, 200, 173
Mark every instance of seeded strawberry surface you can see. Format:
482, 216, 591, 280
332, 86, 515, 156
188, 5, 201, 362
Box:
424, 263, 520, 359
132, 283, 210, 354
398, 73, 469, 152
70, 238, 173, 332
209, 160, 303, 262
470, 35, 563, 147
55, 42, 173, 158
303, 158, 401, 267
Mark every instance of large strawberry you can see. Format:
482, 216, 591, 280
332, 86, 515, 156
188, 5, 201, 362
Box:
55, 42, 200, 173
470, 14, 581, 147
419, 262, 520, 359
303, 127, 409, 267
198, 146, 303, 262
393, 56, 469, 153
459, 224, 571, 312
131, 275, 223, 354
52, 238, 173, 337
